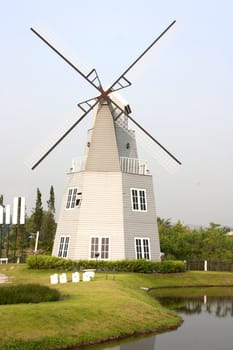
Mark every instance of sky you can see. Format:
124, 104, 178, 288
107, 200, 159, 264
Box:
0, 0, 232, 227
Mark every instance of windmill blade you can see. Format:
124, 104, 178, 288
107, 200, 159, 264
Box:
130, 121, 180, 173
31, 99, 99, 170
108, 20, 176, 92
30, 27, 102, 89
127, 113, 181, 165
78, 97, 98, 112
108, 92, 181, 165
110, 76, 132, 92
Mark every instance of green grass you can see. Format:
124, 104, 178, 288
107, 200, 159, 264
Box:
1, 264, 233, 350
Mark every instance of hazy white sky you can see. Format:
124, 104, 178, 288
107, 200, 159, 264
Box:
0, 0, 232, 227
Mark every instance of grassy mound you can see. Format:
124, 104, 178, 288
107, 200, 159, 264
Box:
0, 284, 61, 304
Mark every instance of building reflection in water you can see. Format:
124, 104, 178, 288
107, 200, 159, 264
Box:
103, 335, 156, 350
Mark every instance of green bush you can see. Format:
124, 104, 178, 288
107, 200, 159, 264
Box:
27, 255, 74, 270
0, 284, 61, 305
154, 260, 186, 273
26, 255, 185, 273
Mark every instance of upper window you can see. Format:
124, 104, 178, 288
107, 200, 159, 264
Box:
66, 188, 82, 209
131, 188, 147, 211
66, 188, 77, 209
135, 238, 151, 260
90, 236, 110, 260
58, 236, 70, 258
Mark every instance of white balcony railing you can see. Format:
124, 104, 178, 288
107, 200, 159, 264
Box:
69, 156, 149, 175
69, 156, 87, 173
120, 157, 149, 175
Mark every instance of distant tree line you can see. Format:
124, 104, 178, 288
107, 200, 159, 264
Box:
158, 218, 233, 262
0, 186, 56, 261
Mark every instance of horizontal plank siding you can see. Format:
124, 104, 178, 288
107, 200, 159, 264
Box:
53, 171, 125, 260
122, 173, 161, 261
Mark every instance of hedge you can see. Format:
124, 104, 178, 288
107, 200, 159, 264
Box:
0, 284, 61, 305
26, 255, 185, 273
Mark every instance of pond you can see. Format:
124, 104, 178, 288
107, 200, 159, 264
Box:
86, 287, 233, 350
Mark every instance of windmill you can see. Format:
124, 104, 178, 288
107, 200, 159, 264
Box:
31, 20, 181, 261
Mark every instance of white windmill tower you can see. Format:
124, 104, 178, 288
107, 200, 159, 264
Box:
31, 21, 181, 261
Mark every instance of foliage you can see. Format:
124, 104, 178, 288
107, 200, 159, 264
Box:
154, 260, 185, 273
26, 187, 56, 254
158, 218, 233, 262
27, 255, 74, 270
26, 255, 185, 273
39, 211, 56, 253
0, 284, 60, 304
0, 194, 3, 206
0, 187, 57, 261
32, 188, 43, 232
38, 185, 56, 252
47, 185, 55, 214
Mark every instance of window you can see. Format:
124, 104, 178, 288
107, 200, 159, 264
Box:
101, 237, 109, 259
58, 236, 70, 258
76, 192, 82, 207
66, 188, 78, 209
135, 238, 151, 260
131, 188, 147, 211
90, 237, 110, 260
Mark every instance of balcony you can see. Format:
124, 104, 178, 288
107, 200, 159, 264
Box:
120, 157, 149, 175
69, 157, 87, 173
69, 156, 149, 175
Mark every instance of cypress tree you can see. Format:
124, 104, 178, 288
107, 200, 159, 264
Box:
33, 188, 43, 232
47, 186, 55, 214
40, 186, 56, 253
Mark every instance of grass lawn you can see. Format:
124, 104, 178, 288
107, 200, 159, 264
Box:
1, 264, 233, 350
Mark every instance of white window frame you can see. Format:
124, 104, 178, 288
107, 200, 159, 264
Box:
65, 187, 78, 209
134, 237, 151, 260
58, 235, 70, 258
130, 188, 147, 212
89, 236, 110, 260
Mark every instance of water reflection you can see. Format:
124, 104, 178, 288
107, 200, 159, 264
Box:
157, 296, 233, 317
101, 336, 156, 350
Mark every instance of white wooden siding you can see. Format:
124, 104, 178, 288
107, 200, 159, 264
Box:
85, 103, 120, 172
53, 171, 126, 260
115, 124, 138, 159
122, 173, 161, 260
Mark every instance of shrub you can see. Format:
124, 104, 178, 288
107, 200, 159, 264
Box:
26, 255, 185, 273
0, 284, 61, 305
27, 255, 74, 270
155, 260, 186, 273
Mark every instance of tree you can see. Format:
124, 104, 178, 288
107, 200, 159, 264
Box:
158, 218, 233, 262
40, 186, 56, 253
157, 217, 171, 228
40, 211, 56, 253
32, 188, 43, 232
47, 185, 55, 214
